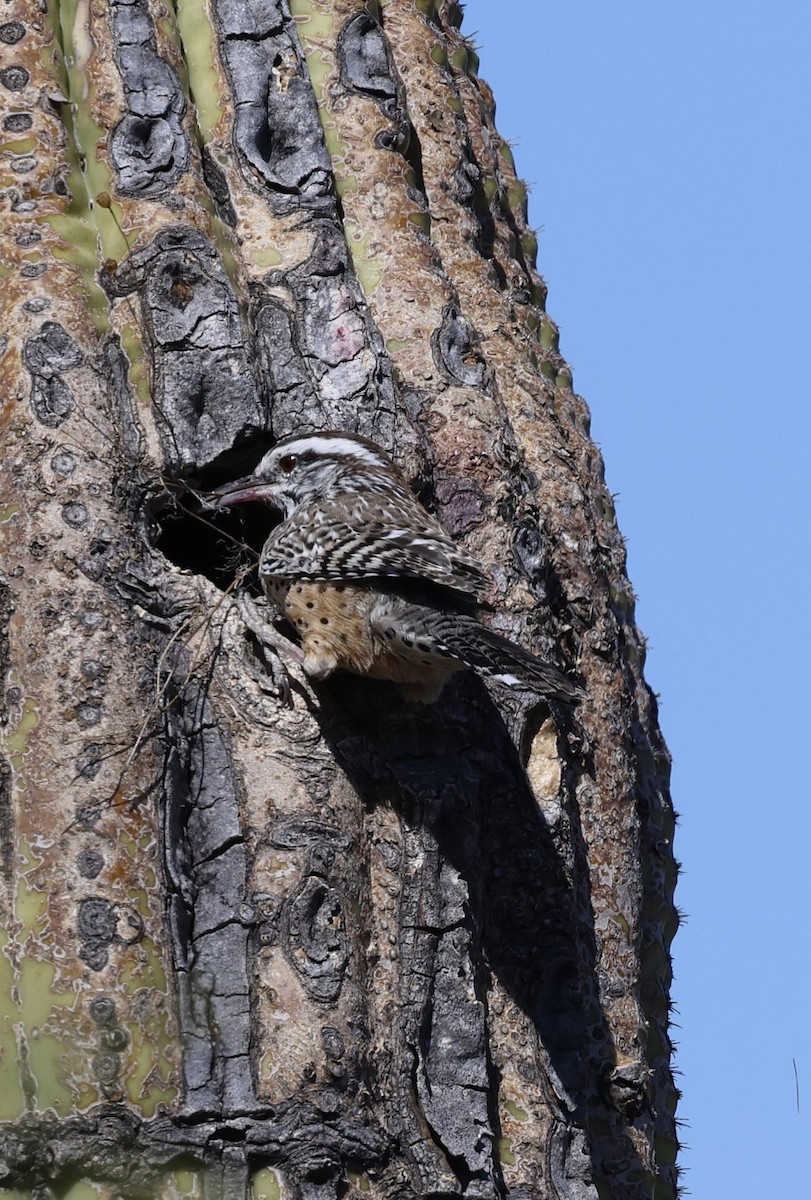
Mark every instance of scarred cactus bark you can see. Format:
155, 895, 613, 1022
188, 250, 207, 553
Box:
0, 2, 677, 1197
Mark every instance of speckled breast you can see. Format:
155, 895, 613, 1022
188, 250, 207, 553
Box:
263, 578, 379, 676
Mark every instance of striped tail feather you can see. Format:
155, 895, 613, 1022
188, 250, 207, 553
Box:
373, 602, 583, 704
452, 617, 583, 703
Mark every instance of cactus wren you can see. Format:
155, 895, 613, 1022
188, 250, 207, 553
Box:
213, 432, 581, 704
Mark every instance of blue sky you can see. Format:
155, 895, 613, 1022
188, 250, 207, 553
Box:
461, 2, 811, 1193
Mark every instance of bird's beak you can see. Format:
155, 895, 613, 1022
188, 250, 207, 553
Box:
208, 476, 270, 508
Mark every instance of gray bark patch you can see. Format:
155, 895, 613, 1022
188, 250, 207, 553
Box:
211, 0, 334, 212
102, 335, 145, 460
108, 0, 189, 198
338, 11, 397, 114
0, 21, 26, 43
0, 66, 29, 91
338, 11, 426, 185
0, 577, 12, 726
0, 1101, 388, 1194
3, 112, 32, 132
161, 668, 257, 1112
432, 304, 489, 389
50, 450, 77, 476
285, 875, 348, 1004
269, 819, 350, 851
77, 896, 117, 970
0, 757, 12, 883
201, 145, 237, 226
22, 321, 83, 428
76, 848, 105, 879
102, 227, 264, 470
253, 222, 407, 449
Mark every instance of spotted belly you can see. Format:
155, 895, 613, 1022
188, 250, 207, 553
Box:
264, 579, 377, 677
263, 579, 462, 701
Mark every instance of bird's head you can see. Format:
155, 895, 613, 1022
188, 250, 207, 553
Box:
211, 432, 403, 518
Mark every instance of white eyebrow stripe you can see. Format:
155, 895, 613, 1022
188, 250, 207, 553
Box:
278, 436, 389, 466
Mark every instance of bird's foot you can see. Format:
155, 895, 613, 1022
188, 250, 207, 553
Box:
236, 593, 302, 707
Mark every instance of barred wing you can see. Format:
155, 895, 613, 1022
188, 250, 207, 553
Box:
259, 494, 490, 601
371, 600, 583, 704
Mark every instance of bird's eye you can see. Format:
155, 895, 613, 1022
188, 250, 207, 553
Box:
279, 454, 299, 474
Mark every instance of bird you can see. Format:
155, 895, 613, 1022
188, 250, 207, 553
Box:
211, 431, 582, 705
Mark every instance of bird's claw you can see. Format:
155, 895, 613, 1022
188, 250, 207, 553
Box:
263, 656, 293, 708
235, 593, 301, 708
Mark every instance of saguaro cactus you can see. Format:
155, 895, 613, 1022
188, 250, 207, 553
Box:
0, 1, 677, 1197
